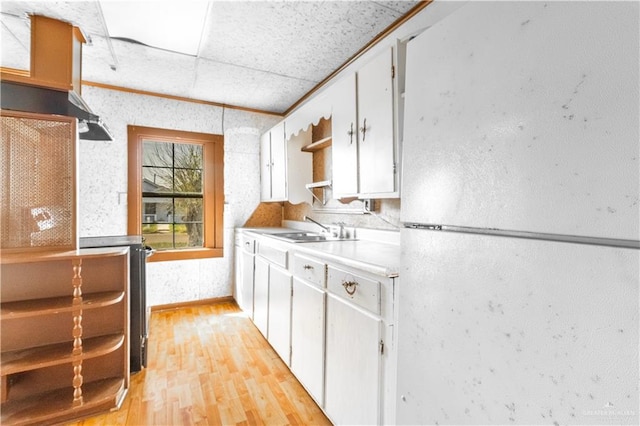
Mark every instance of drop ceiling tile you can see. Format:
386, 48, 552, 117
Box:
0, 1, 105, 36
83, 37, 197, 96
81, 34, 118, 73
191, 56, 312, 113
198, 1, 415, 82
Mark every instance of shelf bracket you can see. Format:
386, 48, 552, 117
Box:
305, 180, 332, 206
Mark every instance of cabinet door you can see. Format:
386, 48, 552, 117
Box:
260, 132, 272, 201
291, 277, 325, 404
253, 256, 269, 338
325, 293, 382, 425
270, 122, 287, 201
234, 244, 243, 307
357, 47, 395, 195
331, 73, 359, 198
267, 264, 292, 364
239, 251, 255, 317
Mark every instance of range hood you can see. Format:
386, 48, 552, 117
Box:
1, 81, 113, 141
0, 15, 113, 141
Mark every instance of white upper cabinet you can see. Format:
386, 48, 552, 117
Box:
260, 121, 312, 203
358, 48, 396, 196
331, 74, 359, 197
332, 46, 398, 199
260, 123, 284, 201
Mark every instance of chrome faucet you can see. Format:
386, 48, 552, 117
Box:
303, 216, 331, 234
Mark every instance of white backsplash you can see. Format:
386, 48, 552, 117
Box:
80, 86, 279, 306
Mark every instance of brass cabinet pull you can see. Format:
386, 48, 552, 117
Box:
347, 123, 354, 144
359, 118, 367, 142
342, 280, 358, 295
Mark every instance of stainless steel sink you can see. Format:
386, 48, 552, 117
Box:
270, 231, 356, 243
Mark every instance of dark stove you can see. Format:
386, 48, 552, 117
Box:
79, 235, 151, 373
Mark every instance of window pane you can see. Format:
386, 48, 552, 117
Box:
143, 229, 176, 251
174, 143, 202, 169
142, 197, 172, 223
177, 223, 203, 248
173, 198, 202, 223
143, 166, 173, 193
174, 168, 202, 194
175, 198, 203, 248
142, 141, 172, 167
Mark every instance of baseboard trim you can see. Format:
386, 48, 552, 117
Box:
150, 296, 237, 312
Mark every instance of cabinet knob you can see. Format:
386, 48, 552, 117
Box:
342, 280, 358, 295
303, 264, 314, 270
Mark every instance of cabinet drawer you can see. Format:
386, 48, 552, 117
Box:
257, 241, 288, 268
292, 254, 326, 287
327, 266, 380, 315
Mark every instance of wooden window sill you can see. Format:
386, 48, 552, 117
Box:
147, 247, 223, 262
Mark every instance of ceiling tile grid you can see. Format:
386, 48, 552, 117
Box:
1, 0, 421, 113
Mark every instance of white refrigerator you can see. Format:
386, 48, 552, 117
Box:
397, 2, 639, 425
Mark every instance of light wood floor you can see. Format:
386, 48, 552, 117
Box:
67, 301, 332, 425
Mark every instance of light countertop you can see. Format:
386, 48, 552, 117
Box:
238, 226, 400, 278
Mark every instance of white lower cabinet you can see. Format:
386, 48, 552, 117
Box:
254, 237, 292, 362
234, 236, 243, 307
267, 264, 292, 364
240, 250, 255, 317
324, 278, 384, 425
237, 233, 397, 424
253, 256, 269, 338
237, 234, 256, 317
291, 277, 326, 404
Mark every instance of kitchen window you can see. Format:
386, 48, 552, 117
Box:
128, 125, 223, 261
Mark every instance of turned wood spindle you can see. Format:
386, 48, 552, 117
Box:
71, 258, 84, 405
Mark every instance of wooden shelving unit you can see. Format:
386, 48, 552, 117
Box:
301, 117, 333, 205
301, 136, 332, 152
1, 30, 130, 420
1, 248, 130, 425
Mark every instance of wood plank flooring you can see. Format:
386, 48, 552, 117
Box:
67, 301, 332, 425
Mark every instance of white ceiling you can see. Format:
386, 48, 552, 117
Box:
0, 0, 421, 114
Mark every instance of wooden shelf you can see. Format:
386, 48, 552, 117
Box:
0, 377, 126, 426
1, 291, 125, 320
0, 247, 129, 265
1, 334, 125, 376
301, 136, 332, 152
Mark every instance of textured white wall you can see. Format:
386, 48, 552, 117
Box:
79, 86, 279, 306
